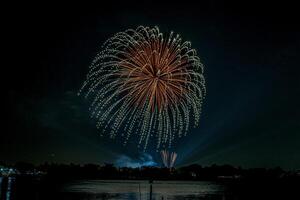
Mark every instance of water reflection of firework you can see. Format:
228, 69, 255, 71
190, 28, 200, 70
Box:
161, 150, 177, 168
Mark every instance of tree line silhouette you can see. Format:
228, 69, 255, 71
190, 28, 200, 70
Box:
2, 161, 299, 182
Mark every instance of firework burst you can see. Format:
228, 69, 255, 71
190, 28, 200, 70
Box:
161, 150, 177, 168
79, 26, 206, 150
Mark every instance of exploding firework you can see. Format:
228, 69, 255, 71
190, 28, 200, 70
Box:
161, 150, 177, 168
79, 26, 206, 150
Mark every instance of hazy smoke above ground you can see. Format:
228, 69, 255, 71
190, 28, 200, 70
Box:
115, 153, 157, 168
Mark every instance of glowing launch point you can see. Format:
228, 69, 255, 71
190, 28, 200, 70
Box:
161, 150, 177, 168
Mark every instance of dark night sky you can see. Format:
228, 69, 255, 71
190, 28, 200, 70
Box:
2, 1, 300, 169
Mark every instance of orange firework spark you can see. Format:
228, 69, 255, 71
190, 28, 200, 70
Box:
118, 39, 188, 112
79, 26, 206, 150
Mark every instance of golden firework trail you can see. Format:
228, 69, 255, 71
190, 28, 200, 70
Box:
79, 26, 206, 150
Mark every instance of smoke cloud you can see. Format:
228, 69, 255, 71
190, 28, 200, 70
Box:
115, 153, 157, 168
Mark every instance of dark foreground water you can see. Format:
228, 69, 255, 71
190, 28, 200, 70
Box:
63, 180, 226, 199
1, 176, 299, 200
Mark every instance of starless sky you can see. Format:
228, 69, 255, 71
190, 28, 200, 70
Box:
2, 1, 300, 169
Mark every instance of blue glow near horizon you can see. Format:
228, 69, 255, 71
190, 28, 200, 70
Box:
115, 153, 157, 168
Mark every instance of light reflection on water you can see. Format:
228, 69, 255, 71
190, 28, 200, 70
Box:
6, 177, 13, 200
63, 180, 226, 200
0, 177, 2, 198
0, 177, 15, 200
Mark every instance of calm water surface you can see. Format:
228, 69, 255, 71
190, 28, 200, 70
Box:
0, 178, 228, 200
63, 180, 227, 199
1, 176, 298, 199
